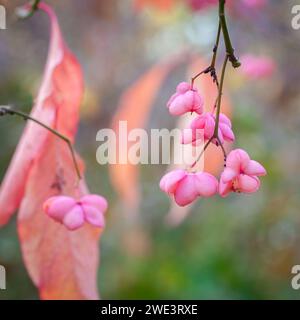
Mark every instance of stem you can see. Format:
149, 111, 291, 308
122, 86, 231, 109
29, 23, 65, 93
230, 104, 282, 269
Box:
191, 22, 221, 88
189, 1, 240, 168
191, 67, 210, 88
211, 22, 221, 69
217, 137, 227, 161
31, 0, 41, 11
0, 106, 82, 181
219, 0, 241, 68
191, 137, 214, 169
213, 55, 228, 137
211, 95, 219, 112
190, 56, 228, 169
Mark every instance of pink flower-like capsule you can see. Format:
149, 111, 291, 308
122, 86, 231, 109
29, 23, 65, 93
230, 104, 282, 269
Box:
167, 82, 204, 116
219, 149, 267, 197
43, 194, 108, 231
160, 169, 218, 207
240, 54, 275, 79
181, 112, 235, 146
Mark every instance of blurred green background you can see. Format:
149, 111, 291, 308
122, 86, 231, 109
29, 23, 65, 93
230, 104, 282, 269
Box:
1, 0, 300, 299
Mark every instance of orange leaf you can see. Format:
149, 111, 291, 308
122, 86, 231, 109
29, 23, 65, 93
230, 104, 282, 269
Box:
0, 3, 100, 299
0, 4, 83, 225
18, 137, 100, 299
109, 57, 183, 214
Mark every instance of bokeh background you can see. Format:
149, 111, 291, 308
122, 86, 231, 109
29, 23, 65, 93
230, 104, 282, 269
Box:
1, 0, 300, 299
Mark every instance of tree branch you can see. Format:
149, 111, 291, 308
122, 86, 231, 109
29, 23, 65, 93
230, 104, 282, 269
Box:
219, 0, 241, 68
0, 106, 82, 181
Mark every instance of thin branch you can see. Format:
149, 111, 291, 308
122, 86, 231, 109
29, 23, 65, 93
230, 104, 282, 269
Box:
0, 106, 82, 181
191, 22, 221, 88
219, 0, 241, 68
213, 55, 228, 137
211, 22, 221, 69
189, 1, 236, 169
209, 22, 221, 86
216, 137, 227, 161
191, 66, 211, 88
31, 0, 41, 11
190, 56, 229, 169
190, 137, 214, 169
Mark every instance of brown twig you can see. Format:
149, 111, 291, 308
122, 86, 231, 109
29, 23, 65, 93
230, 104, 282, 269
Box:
0, 106, 82, 181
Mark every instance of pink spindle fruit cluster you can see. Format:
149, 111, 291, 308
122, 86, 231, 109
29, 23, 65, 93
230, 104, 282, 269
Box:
160, 81, 266, 206
43, 194, 108, 231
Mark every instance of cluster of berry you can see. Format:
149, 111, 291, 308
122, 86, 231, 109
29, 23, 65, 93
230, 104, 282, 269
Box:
160, 81, 266, 206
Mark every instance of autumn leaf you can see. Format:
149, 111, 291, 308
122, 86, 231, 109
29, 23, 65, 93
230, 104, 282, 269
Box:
109, 56, 183, 215
18, 137, 100, 299
0, 3, 82, 225
0, 3, 100, 299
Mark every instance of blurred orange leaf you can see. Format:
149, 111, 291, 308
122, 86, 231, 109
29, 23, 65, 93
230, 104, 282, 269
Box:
18, 137, 100, 300
0, 3, 100, 299
109, 57, 183, 214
